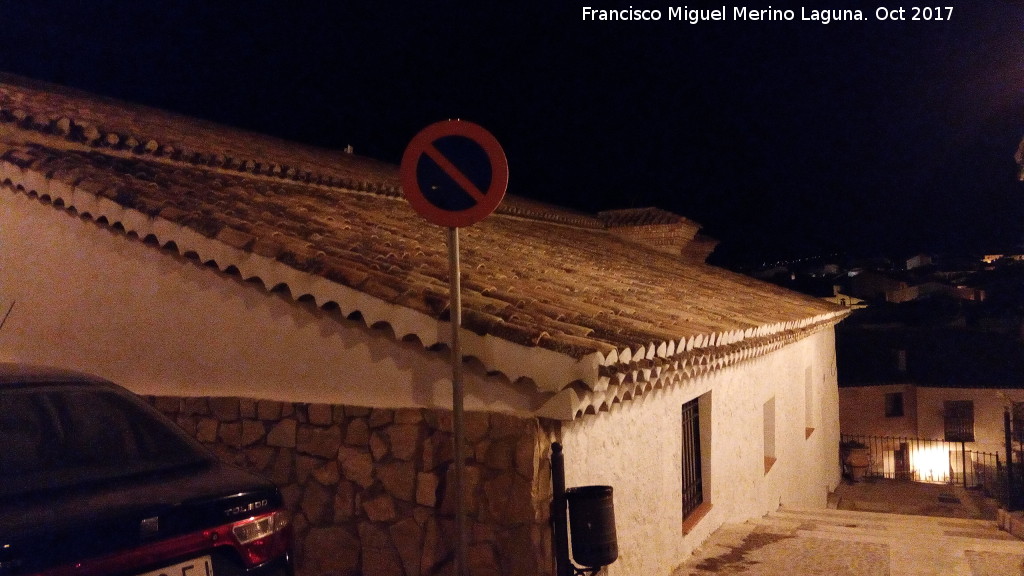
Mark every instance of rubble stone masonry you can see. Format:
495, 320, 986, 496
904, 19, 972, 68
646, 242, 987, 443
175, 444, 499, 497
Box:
148, 396, 554, 576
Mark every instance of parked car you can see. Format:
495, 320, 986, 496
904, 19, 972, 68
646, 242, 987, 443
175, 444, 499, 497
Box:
0, 363, 293, 576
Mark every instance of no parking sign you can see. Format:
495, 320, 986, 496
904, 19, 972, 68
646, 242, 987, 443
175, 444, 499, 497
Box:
400, 119, 508, 228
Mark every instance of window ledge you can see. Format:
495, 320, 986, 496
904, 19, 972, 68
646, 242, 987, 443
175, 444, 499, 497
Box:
764, 456, 777, 475
682, 501, 713, 535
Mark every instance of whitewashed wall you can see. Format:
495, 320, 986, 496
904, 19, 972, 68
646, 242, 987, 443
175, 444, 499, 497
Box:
0, 190, 533, 413
839, 383, 919, 437
558, 330, 841, 575
916, 386, 1020, 454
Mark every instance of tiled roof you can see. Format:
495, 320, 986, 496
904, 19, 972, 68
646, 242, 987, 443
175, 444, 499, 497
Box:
0, 73, 847, 418
598, 207, 696, 228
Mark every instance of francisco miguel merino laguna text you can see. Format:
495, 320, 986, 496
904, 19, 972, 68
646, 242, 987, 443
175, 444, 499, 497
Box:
581, 6, 954, 24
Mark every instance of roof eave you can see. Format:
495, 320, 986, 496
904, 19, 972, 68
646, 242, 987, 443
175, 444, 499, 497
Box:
0, 156, 603, 396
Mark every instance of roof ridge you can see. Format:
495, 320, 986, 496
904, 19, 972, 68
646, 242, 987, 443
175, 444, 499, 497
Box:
0, 78, 404, 197
0, 96, 613, 232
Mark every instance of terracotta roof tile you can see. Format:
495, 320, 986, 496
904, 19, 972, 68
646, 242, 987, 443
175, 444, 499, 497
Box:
598, 207, 695, 227
0, 73, 848, 414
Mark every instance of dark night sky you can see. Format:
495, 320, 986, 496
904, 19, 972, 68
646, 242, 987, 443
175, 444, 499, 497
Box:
1, 1, 1023, 265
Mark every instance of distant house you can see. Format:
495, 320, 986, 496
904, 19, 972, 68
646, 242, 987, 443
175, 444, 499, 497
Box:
905, 253, 933, 271
848, 270, 910, 302
824, 285, 868, 310
982, 253, 1024, 264
847, 269, 981, 305
838, 327, 1024, 479
0, 74, 848, 576
886, 281, 951, 304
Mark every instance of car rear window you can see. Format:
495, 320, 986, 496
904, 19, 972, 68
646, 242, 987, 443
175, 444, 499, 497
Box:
0, 385, 210, 498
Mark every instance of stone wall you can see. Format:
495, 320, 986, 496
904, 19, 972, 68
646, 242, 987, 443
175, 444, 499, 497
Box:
148, 396, 553, 576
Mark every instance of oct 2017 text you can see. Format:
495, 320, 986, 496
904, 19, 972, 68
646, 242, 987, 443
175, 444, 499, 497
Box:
580, 6, 954, 24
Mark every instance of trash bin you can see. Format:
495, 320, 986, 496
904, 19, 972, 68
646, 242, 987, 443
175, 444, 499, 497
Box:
565, 485, 618, 568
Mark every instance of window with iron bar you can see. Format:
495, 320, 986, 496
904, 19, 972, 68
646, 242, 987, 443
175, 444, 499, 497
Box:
681, 397, 703, 520
943, 400, 974, 443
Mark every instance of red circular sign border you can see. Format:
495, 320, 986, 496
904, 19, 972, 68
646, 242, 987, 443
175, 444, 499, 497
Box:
400, 120, 508, 228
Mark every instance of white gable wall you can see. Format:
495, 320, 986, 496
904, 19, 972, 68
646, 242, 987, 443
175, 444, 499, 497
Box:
915, 386, 1018, 455
558, 329, 841, 575
0, 190, 534, 413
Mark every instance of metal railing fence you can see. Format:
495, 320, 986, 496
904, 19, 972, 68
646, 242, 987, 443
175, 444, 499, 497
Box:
840, 434, 1001, 493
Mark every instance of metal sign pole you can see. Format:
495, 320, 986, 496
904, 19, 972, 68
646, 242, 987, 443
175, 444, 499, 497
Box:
0, 301, 14, 332
400, 119, 506, 576
1006, 407, 1017, 510
448, 226, 468, 576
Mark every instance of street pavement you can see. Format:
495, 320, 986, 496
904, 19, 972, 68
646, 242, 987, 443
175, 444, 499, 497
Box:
832, 478, 1000, 520
673, 480, 1024, 575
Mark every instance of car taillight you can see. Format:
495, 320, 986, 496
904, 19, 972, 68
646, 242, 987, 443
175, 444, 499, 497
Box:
229, 511, 291, 567
29, 510, 292, 576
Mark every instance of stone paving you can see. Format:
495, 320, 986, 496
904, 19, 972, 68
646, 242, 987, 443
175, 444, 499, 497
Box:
833, 478, 1000, 520
673, 481, 1024, 576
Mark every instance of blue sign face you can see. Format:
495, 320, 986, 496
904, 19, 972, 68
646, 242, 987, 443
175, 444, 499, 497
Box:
417, 135, 493, 212
400, 120, 508, 228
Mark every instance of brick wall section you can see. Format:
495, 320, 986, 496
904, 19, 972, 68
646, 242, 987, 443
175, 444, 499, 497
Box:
608, 224, 693, 256
148, 396, 554, 576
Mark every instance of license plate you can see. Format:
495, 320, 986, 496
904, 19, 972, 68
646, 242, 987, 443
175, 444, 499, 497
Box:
137, 555, 213, 576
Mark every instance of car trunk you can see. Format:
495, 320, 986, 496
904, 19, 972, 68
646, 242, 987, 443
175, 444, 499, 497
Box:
0, 459, 282, 575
